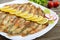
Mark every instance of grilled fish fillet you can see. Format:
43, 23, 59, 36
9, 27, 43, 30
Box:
0, 3, 48, 36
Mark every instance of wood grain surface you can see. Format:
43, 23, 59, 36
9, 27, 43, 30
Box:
0, 0, 60, 40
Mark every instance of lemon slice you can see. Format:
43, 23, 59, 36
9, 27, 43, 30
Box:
19, 11, 28, 18
0, 6, 10, 11
20, 13, 28, 17
0, 8, 9, 12
38, 18, 48, 24
31, 15, 38, 21
26, 15, 38, 20
0, 8, 16, 14
33, 16, 43, 21
19, 11, 29, 18
8, 9, 17, 14
24, 14, 33, 18
15, 10, 22, 16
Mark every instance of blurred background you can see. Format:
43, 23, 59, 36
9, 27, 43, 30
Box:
0, 0, 13, 3
0, 0, 60, 40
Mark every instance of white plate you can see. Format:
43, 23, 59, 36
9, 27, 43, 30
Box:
0, 0, 59, 40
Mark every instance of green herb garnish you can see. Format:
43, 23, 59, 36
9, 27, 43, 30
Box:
30, 0, 48, 6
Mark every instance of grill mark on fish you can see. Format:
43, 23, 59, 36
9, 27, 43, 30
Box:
0, 12, 7, 24
9, 4, 19, 9
24, 4, 32, 13
12, 25, 25, 34
34, 8, 39, 15
15, 4, 22, 10
30, 25, 43, 34
1, 15, 16, 32
17, 21, 31, 35
12, 18, 25, 34
0, 12, 7, 31
30, 5, 36, 14
16, 18, 26, 34
9, 18, 20, 33
13, 4, 20, 9
20, 23, 38, 36
2, 14, 10, 25
25, 5, 31, 12
37, 8, 45, 17
8, 17, 18, 33
19, 5, 27, 12
20, 21, 33, 36
17, 4, 25, 11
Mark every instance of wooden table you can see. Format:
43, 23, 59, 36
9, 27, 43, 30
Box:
0, 0, 60, 40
